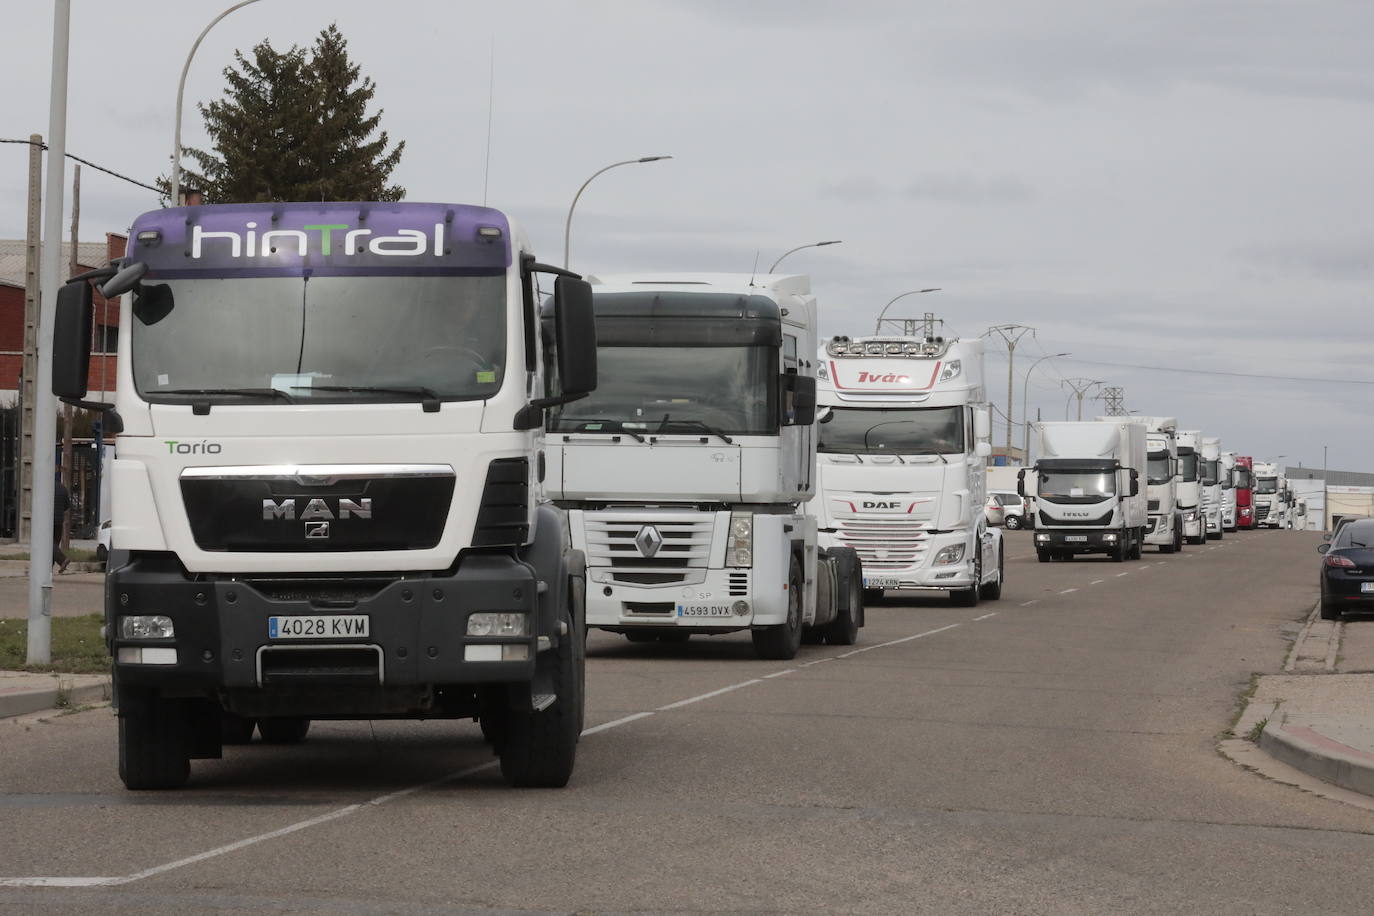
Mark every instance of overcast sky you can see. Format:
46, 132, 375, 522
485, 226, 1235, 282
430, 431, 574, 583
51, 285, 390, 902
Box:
4, 1, 1370, 471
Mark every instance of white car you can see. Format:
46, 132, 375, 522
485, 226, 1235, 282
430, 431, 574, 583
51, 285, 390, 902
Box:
96, 519, 111, 562
987, 490, 1031, 529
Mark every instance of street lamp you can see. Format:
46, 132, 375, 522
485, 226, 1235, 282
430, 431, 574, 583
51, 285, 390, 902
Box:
563, 156, 672, 268
170, 0, 265, 205
768, 240, 842, 273
873, 288, 942, 335
1021, 352, 1070, 459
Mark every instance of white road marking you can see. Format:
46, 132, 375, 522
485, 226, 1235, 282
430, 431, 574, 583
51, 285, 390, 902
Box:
581, 711, 655, 735
657, 679, 762, 711
799, 657, 835, 667
833, 623, 961, 658
1090, 579, 1104, 585
972, 612, 998, 621
1116, 572, 1129, 577
761, 669, 796, 679
1059, 588, 1078, 595
1019, 600, 1039, 607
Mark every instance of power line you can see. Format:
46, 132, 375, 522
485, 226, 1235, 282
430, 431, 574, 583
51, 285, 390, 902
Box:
1062, 356, 1374, 386
2, 137, 160, 194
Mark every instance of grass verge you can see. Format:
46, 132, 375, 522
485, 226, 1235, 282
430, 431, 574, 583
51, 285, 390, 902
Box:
0, 614, 108, 674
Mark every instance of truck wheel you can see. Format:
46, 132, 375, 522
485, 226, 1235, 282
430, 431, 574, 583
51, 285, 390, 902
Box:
220, 712, 256, 745
978, 546, 1003, 600
950, 552, 980, 607
1173, 522, 1184, 552
498, 607, 583, 788
257, 717, 311, 744
118, 686, 190, 790
824, 554, 862, 646
752, 555, 804, 660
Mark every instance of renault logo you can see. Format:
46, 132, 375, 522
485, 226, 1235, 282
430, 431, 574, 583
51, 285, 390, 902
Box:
634, 525, 664, 558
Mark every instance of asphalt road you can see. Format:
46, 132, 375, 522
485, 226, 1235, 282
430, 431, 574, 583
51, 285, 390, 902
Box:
3, 528, 1372, 915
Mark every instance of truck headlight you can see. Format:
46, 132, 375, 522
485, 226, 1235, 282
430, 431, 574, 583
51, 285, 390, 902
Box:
729, 512, 753, 568
1103, 532, 1118, 542
933, 543, 965, 566
119, 615, 175, 639
940, 360, 962, 381
467, 613, 527, 637
1185, 511, 1198, 521
1035, 533, 1050, 544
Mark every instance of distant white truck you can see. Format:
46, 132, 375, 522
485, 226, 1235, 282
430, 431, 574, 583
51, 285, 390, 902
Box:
1131, 416, 1184, 553
1252, 462, 1290, 528
1023, 420, 1147, 562
1201, 436, 1225, 539
1219, 451, 1239, 531
1177, 429, 1206, 545
812, 330, 1003, 606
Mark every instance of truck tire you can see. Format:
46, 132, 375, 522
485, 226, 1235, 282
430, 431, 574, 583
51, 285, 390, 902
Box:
220, 712, 256, 745
118, 686, 190, 790
753, 555, 804, 660
950, 551, 980, 607
258, 717, 311, 744
824, 551, 862, 646
978, 546, 1003, 600
1174, 521, 1184, 552
498, 606, 583, 788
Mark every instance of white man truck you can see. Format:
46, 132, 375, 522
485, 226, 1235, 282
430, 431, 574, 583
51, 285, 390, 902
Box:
1130, 416, 1184, 553
1201, 436, 1225, 539
1252, 462, 1289, 528
1220, 451, 1239, 531
1023, 420, 1146, 562
1177, 429, 1206, 545
545, 274, 864, 660
52, 202, 598, 790
811, 330, 1003, 606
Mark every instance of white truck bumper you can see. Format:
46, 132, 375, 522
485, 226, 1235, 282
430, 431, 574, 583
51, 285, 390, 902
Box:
584, 564, 789, 631
820, 529, 974, 592
1144, 513, 1175, 546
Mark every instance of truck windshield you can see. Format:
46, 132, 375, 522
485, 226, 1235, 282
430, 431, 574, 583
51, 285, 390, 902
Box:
1255, 477, 1278, 494
817, 406, 964, 455
132, 275, 507, 403
1234, 469, 1252, 489
1037, 470, 1116, 502
1203, 460, 1219, 486
549, 345, 776, 435
1147, 455, 1172, 485
1178, 453, 1199, 482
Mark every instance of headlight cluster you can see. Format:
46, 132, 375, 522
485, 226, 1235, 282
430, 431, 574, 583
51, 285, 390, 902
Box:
729, 512, 752, 567
119, 615, 174, 639
940, 360, 962, 382
467, 613, 527, 637
933, 543, 966, 566
1185, 511, 1198, 521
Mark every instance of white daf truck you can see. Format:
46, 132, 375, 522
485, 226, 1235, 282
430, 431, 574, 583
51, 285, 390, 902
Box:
1023, 420, 1145, 562
1177, 429, 1206, 545
53, 202, 597, 790
1111, 416, 1183, 553
1252, 462, 1288, 528
545, 274, 863, 660
811, 329, 1003, 606
1220, 450, 1239, 531
1201, 436, 1225, 539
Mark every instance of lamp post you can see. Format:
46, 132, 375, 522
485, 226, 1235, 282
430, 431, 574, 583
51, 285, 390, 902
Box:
873, 288, 942, 334
1021, 352, 1070, 460
563, 156, 672, 268
768, 240, 841, 273
170, 0, 265, 205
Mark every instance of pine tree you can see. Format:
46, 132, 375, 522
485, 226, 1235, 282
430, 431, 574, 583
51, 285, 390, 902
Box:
180, 24, 405, 203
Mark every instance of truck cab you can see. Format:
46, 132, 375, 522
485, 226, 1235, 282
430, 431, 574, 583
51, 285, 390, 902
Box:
1201, 437, 1224, 539
1252, 462, 1286, 528
1026, 420, 1146, 562
1177, 430, 1205, 545
1135, 416, 1184, 553
1220, 451, 1238, 531
1235, 456, 1256, 529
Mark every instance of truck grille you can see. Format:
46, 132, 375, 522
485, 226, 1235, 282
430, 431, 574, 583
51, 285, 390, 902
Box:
1257, 505, 1270, 520
835, 518, 927, 570
1148, 499, 1160, 512
584, 513, 714, 571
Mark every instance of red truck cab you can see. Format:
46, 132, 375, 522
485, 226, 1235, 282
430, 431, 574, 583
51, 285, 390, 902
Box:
1235, 456, 1255, 529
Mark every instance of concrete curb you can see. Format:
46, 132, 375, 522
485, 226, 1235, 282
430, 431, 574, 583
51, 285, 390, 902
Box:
0, 675, 111, 719
1259, 721, 1374, 798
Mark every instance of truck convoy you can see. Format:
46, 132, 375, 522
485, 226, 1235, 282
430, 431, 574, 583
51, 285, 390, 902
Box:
52, 202, 598, 790
1201, 436, 1225, 539
1252, 462, 1290, 528
1235, 456, 1256, 529
545, 274, 864, 660
1176, 429, 1206, 545
1127, 417, 1184, 553
1220, 450, 1239, 531
1022, 420, 1146, 562
811, 326, 1003, 605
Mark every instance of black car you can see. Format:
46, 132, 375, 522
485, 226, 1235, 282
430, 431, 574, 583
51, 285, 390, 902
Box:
1318, 518, 1374, 619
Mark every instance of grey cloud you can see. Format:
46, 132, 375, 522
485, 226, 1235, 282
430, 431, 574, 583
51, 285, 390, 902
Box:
1235, 239, 1374, 281
904, 173, 1034, 204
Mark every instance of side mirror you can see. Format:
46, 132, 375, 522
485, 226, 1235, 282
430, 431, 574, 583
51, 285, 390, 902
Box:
973, 407, 991, 440
1129, 468, 1140, 497
99, 260, 147, 298
783, 374, 817, 426
1318, 543, 1330, 554
975, 441, 992, 458
52, 280, 94, 399
553, 277, 597, 397
1016, 468, 1026, 497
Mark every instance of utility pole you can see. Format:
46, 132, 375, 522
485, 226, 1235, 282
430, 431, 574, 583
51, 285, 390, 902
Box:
20, 134, 43, 543
1099, 385, 1127, 416
1062, 377, 1102, 420
61, 164, 79, 554
1323, 444, 1329, 533
29, 0, 71, 665
984, 324, 1034, 454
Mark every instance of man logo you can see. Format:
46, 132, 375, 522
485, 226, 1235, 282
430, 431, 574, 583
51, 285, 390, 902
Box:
305, 522, 330, 539
634, 525, 664, 559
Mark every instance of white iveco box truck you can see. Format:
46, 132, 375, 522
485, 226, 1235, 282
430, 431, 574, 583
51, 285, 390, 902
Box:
1201, 436, 1225, 539
1127, 416, 1184, 553
1023, 420, 1146, 562
546, 274, 863, 660
1176, 429, 1206, 545
810, 328, 1003, 606
1220, 451, 1238, 531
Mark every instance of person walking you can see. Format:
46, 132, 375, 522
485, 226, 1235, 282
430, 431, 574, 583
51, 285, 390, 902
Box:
53, 475, 71, 574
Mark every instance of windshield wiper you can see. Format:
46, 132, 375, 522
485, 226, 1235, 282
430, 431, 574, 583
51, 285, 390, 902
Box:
557, 419, 647, 442
159, 387, 296, 403
655, 416, 733, 444
294, 385, 441, 400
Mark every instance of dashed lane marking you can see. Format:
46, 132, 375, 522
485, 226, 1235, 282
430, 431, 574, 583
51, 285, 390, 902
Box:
1116, 572, 1129, 577
1059, 588, 1078, 595
972, 612, 998, 621
1090, 579, 1104, 585
1020, 600, 1039, 607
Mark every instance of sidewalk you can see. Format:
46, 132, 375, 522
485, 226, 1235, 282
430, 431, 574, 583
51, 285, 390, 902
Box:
0, 669, 110, 719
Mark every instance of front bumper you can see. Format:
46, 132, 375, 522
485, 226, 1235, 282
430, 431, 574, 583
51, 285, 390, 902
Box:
1144, 514, 1175, 545
1034, 529, 1121, 555
821, 530, 974, 592
107, 553, 542, 700
1205, 509, 1222, 533
585, 566, 784, 630
1182, 512, 1203, 538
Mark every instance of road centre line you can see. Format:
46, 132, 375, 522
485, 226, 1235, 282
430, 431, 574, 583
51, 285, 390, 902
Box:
1059, 588, 1078, 595
972, 612, 998, 621
2, 618, 973, 889
1090, 579, 1104, 585
1116, 572, 1129, 577
1019, 600, 1039, 607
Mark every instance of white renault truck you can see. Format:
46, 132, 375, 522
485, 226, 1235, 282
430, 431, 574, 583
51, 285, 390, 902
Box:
811, 329, 1003, 606
1023, 420, 1146, 562
1176, 429, 1206, 545
52, 202, 597, 790
1130, 416, 1184, 553
1201, 436, 1225, 539
1252, 462, 1288, 528
545, 274, 863, 660
1220, 450, 1239, 531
